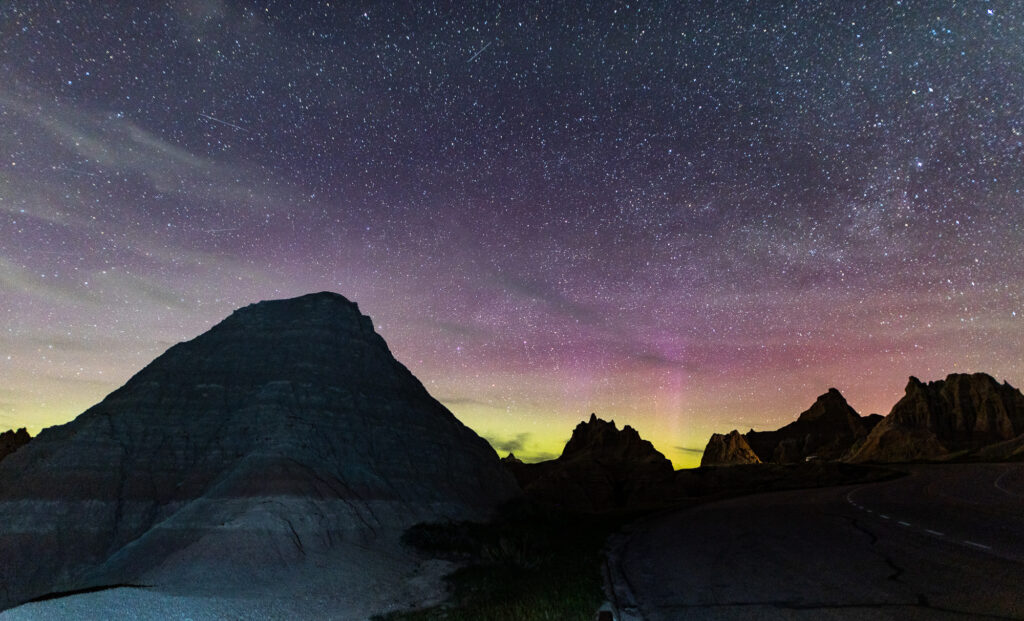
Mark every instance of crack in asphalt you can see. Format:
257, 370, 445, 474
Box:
842, 514, 904, 582
820, 514, 1020, 620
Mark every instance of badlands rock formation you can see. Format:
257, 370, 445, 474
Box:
744, 388, 879, 463
701, 388, 881, 466
700, 430, 761, 466
504, 414, 674, 511
0, 292, 518, 612
848, 373, 1024, 462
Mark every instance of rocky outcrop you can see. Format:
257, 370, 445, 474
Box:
742, 388, 875, 463
0, 292, 519, 610
0, 428, 30, 463
700, 430, 761, 466
504, 414, 674, 512
562, 414, 673, 470
699, 389, 883, 465
848, 373, 1024, 463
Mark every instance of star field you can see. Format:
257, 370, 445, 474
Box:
2, 1, 1022, 466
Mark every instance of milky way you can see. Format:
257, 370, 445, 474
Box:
2, 2, 1022, 466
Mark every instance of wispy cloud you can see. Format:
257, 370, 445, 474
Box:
481, 431, 559, 462
674, 445, 705, 455
0, 89, 298, 218
492, 271, 598, 323
0, 256, 193, 310
523, 451, 559, 462
483, 432, 531, 454
424, 319, 493, 338
0, 256, 95, 306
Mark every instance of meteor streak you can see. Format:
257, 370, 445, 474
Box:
198, 113, 249, 132
467, 41, 492, 63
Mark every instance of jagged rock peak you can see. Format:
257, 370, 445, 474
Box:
797, 387, 856, 423
736, 388, 871, 463
511, 414, 674, 512
700, 430, 762, 466
849, 372, 1024, 463
559, 414, 671, 468
905, 372, 1003, 392
564, 413, 636, 455
903, 373, 1012, 394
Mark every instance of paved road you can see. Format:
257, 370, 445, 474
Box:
616, 464, 1024, 620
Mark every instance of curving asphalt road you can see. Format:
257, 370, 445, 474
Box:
615, 464, 1024, 620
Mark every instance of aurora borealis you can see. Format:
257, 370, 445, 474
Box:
2, 2, 1022, 467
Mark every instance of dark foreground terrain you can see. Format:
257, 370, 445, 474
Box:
614, 463, 1024, 620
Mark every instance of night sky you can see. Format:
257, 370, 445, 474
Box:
2, 2, 1022, 467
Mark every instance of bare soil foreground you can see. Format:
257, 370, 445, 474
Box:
0, 545, 456, 620
614, 463, 1024, 620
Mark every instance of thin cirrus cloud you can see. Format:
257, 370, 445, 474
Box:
0, 89, 299, 310
484, 432, 532, 454
674, 446, 706, 455
481, 431, 560, 462
0, 89, 299, 221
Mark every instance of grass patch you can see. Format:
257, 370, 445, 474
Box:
375, 501, 629, 621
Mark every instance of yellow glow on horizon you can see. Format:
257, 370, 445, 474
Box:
1, 383, 116, 436
444, 398, 709, 470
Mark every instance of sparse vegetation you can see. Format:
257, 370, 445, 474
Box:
375, 461, 903, 621
374, 501, 630, 621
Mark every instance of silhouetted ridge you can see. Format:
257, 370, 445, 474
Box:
502, 414, 673, 512
107, 290, 410, 403
702, 388, 877, 465
797, 388, 853, 423
745, 388, 870, 463
560, 413, 668, 467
